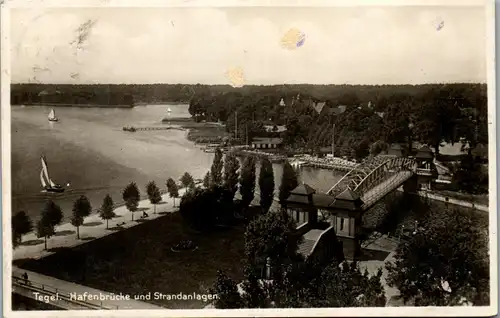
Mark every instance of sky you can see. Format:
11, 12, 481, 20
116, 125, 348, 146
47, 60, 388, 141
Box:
10, 6, 488, 85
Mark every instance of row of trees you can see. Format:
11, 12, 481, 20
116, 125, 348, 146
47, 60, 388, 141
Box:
179, 149, 300, 230
12, 177, 186, 250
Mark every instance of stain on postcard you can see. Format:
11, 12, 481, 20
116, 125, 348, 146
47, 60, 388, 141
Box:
225, 67, 245, 87
280, 28, 306, 50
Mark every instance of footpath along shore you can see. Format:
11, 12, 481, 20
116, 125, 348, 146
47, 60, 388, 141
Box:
13, 189, 187, 261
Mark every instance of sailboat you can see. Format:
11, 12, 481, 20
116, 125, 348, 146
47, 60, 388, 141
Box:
167, 107, 172, 113
48, 109, 59, 122
40, 156, 65, 193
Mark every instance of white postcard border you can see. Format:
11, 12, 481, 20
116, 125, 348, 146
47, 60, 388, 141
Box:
1, 0, 497, 317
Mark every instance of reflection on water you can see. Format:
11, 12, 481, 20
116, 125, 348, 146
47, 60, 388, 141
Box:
11, 104, 343, 222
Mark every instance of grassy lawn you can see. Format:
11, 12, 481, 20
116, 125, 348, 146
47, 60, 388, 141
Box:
167, 118, 229, 143
14, 212, 246, 309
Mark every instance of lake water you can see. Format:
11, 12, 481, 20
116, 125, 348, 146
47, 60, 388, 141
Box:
11, 104, 343, 222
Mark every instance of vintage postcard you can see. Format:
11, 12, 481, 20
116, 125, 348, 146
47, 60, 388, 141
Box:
1, 0, 497, 317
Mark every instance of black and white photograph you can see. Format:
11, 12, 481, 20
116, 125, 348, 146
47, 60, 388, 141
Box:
2, 0, 497, 316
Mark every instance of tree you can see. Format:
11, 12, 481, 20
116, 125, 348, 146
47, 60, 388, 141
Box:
223, 151, 240, 198
369, 140, 389, 157
36, 200, 63, 250
12, 211, 33, 248
259, 157, 275, 213
122, 182, 140, 221
244, 210, 301, 275
36, 219, 54, 251
71, 195, 92, 239
179, 185, 233, 230
45, 199, 63, 228
146, 181, 162, 214
240, 264, 269, 308
413, 94, 462, 155
100, 194, 115, 229
166, 177, 176, 193
210, 270, 243, 308
180, 172, 195, 189
386, 206, 489, 306
203, 171, 211, 188
314, 262, 386, 307
167, 179, 179, 207
239, 156, 256, 212
452, 153, 488, 194
211, 148, 224, 186
278, 160, 299, 204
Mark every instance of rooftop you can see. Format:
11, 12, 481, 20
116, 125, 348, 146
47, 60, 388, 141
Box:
291, 183, 316, 196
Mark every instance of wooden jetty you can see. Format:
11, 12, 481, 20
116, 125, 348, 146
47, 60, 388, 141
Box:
123, 126, 186, 132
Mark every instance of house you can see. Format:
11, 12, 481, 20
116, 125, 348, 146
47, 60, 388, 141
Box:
312, 102, 328, 115
264, 125, 287, 133
387, 144, 404, 157
471, 143, 488, 161
251, 137, 283, 150
375, 112, 385, 119
330, 105, 347, 116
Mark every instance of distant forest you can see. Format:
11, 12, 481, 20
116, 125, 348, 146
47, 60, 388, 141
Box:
10, 82, 486, 107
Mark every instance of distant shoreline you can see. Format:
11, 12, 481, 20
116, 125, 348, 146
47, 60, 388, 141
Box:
12, 103, 134, 108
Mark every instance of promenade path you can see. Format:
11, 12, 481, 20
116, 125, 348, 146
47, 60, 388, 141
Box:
12, 267, 164, 309
14, 189, 186, 261
395, 188, 489, 212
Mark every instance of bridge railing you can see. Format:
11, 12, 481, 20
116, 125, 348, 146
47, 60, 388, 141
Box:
361, 170, 414, 209
12, 275, 119, 310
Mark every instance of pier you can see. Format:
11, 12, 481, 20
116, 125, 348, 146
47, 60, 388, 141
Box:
122, 126, 186, 132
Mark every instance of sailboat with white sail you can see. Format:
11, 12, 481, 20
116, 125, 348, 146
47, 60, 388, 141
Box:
40, 155, 65, 193
48, 108, 59, 122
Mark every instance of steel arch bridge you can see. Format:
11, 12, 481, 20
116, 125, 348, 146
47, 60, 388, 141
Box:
327, 155, 418, 210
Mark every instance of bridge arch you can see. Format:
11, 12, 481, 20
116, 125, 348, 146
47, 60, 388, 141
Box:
327, 155, 417, 200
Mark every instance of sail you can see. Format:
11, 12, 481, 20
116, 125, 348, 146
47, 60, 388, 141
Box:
48, 109, 56, 120
41, 156, 56, 187
40, 169, 47, 188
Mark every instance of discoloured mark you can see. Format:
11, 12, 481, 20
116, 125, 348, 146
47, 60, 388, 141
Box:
171, 21, 175, 27
70, 19, 97, 49
280, 28, 305, 50
32, 65, 51, 73
225, 67, 245, 88
70, 73, 80, 79
436, 20, 444, 31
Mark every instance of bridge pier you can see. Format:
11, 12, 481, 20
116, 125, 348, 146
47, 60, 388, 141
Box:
327, 189, 364, 261
403, 174, 419, 193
